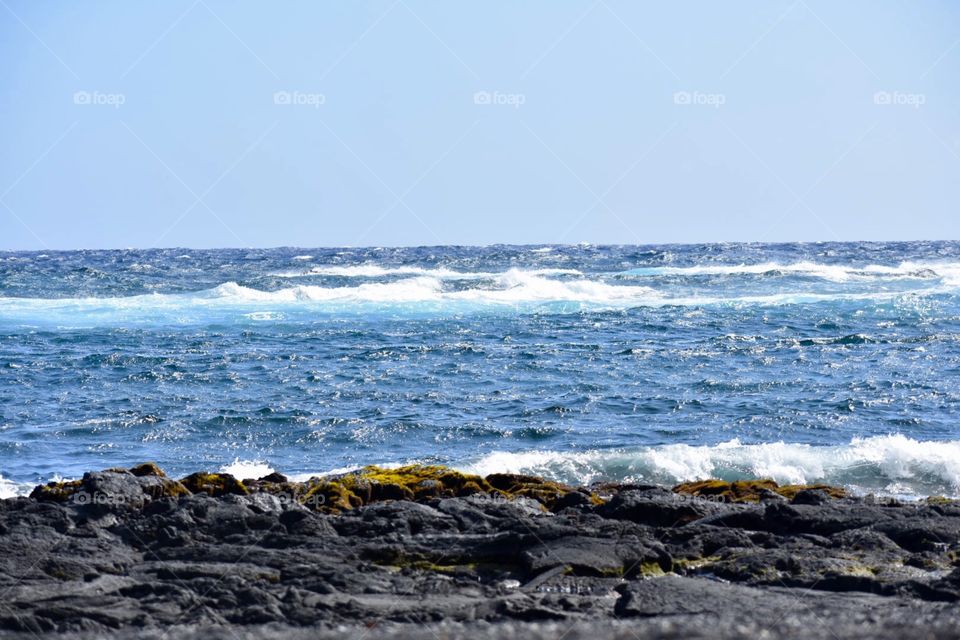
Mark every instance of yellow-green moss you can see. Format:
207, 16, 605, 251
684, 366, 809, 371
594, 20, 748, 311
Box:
839, 564, 878, 578
387, 556, 519, 575
672, 556, 720, 572
485, 473, 577, 510
672, 479, 778, 502
129, 462, 166, 478
196, 464, 604, 513
25, 463, 609, 511
776, 483, 847, 500
637, 561, 667, 578
293, 464, 607, 513
673, 479, 847, 503
302, 479, 363, 512
178, 472, 248, 497
30, 479, 83, 502
141, 478, 191, 500
362, 464, 493, 499
300, 465, 494, 513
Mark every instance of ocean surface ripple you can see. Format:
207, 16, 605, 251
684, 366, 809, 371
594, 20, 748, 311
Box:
2, 242, 959, 497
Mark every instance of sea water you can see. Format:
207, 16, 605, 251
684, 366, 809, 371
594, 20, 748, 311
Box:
1, 242, 959, 498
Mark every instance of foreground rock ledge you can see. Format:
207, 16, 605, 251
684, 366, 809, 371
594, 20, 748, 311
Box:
1, 465, 959, 640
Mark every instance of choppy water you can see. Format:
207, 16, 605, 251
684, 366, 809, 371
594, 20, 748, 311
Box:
2, 242, 960, 498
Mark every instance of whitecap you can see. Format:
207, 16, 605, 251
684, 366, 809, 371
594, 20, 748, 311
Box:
457, 435, 960, 498
271, 265, 583, 279
0, 269, 952, 327
0, 474, 33, 499
219, 459, 275, 480
618, 260, 960, 283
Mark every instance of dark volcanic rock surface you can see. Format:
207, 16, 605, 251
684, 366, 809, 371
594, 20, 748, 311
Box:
1, 471, 959, 639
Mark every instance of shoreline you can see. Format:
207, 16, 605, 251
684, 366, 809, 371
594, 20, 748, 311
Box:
6, 432, 959, 502
2, 463, 959, 638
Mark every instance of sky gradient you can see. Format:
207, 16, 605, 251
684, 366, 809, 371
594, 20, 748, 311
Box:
1, 1, 959, 249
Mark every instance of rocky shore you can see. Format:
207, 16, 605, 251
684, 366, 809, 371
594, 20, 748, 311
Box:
1, 464, 959, 639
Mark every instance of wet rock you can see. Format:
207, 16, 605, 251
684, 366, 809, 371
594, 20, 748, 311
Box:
673, 478, 848, 503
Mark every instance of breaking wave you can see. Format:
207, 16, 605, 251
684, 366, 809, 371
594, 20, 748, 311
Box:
7, 436, 958, 499
272, 264, 582, 279
2, 259, 958, 328
0, 272, 948, 321
0, 474, 33, 499
618, 260, 960, 284
458, 435, 960, 498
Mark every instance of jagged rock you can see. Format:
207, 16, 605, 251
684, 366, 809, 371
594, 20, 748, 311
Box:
179, 472, 248, 497
2, 465, 959, 639
792, 488, 832, 505
128, 462, 166, 478
597, 487, 724, 526
673, 479, 848, 503
79, 470, 147, 509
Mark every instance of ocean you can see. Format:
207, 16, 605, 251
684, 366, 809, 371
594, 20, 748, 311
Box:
1, 241, 959, 498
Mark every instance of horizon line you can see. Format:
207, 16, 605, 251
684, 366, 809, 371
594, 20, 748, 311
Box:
2, 238, 959, 254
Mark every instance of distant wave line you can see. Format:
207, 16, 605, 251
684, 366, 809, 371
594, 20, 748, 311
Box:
618, 260, 960, 284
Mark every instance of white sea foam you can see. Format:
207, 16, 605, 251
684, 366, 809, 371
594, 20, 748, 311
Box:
218, 272, 660, 306
272, 265, 582, 279
0, 271, 653, 311
213, 435, 960, 499
619, 261, 960, 283
286, 467, 359, 483
457, 435, 960, 498
6, 436, 955, 499
0, 474, 33, 499
285, 462, 413, 484
220, 459, 275, 480
0, 268, 953, 326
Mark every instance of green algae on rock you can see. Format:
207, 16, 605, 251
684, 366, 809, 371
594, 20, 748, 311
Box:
30, 466, 191, 505
178, 472, 249, 497
672, 479, 848, 502
311, 466, 604, 513
301, 464, 493, 513
485, 473, 572, 509
8, 461, 960, 638
128, 462, 167, 478
29, 479, 83, 502
27, 463, 856, 513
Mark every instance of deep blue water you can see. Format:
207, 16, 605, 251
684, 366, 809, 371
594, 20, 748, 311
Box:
2, 242, 960, 497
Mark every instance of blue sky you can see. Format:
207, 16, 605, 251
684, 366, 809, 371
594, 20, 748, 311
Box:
1, 1, 959, 249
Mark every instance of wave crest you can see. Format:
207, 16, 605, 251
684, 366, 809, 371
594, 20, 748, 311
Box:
272, 265, 583, 279
618, 260, 960, 283
458, 435, 960, 498
0, 474, 34, 499
1, 264, 955, 326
